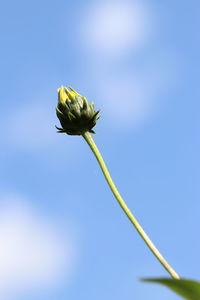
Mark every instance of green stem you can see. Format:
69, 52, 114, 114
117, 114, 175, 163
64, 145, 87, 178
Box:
82, 131, 180, 280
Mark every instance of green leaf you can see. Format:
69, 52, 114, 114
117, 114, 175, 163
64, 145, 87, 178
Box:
141, 278, 200, 300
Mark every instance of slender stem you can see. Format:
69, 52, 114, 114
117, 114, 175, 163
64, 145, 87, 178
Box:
82, 131, 180, 279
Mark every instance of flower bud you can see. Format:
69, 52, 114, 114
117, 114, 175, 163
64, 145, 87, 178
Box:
56, 86, 100, 135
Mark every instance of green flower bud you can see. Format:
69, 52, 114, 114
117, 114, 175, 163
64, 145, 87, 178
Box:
56, 86, 100, 135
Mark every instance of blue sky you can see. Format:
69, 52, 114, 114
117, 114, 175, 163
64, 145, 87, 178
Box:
0, 0, 199, 299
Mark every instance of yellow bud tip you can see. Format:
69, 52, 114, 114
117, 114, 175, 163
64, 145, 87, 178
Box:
68, 86, 80, 96
58, 86, 67, 103
57, 85, 81, 103
64, 86, 79, 100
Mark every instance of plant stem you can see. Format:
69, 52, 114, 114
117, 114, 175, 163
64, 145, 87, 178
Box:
82, 131, 180, 280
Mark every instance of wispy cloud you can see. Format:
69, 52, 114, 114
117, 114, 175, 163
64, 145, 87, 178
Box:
0, 194, 77, 298
78, 1, 181, 129
81, 0, 153, 57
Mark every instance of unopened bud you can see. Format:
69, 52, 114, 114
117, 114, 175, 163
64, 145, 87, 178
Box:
56, 86, 100, 135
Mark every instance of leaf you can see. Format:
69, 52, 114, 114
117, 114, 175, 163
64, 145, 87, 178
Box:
141, 278, 200, 300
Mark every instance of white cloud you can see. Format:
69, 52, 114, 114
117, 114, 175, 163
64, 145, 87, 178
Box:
79, 0, 167, 128
82, 0, 152, 56
0, 194, 76, 298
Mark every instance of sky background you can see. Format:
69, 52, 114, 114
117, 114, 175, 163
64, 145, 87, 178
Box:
0, 0, 199, 299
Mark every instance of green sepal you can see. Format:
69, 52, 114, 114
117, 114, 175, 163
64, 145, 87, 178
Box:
55, 125, 66, 133
67, 111, 76, 121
